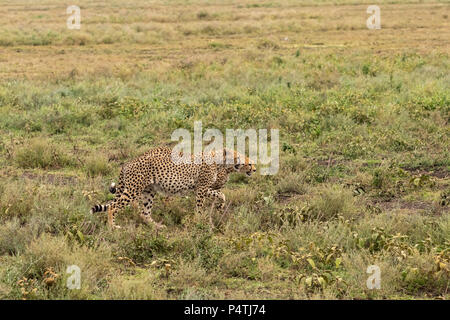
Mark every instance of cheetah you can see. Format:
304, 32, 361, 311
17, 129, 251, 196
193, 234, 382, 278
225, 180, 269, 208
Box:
90, 146, 256, 229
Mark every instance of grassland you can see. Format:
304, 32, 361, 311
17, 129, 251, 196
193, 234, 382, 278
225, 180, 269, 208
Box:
0, 0, 448, 299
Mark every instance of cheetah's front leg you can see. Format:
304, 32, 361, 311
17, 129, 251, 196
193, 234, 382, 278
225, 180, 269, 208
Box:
195, 187, 208, 213
205, 188, 226, 228
206, 189, 226, 210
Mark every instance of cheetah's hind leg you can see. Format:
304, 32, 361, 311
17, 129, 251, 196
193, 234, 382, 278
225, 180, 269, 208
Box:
107, 204, 121, 229
140, 189, 166, 230
106, 189, 137, 230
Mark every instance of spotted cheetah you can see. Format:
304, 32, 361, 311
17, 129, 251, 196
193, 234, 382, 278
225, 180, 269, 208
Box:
91, 146, 256, 229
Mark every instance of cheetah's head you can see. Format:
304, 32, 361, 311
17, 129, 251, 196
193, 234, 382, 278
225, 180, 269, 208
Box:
223, 149, 256, 177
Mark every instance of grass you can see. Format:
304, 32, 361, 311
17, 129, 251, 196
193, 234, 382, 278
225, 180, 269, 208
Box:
0, 0, 448, 300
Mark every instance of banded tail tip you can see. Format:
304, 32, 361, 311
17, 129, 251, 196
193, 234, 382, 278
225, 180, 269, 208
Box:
91, 204, 103, 214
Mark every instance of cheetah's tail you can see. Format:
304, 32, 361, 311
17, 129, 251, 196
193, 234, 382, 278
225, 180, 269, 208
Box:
90, 204, 109, 214
90, 182, 117, 213
109, 182, 117, 194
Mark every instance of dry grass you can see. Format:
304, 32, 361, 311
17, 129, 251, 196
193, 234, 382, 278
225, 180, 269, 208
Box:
0, 1, 448, 79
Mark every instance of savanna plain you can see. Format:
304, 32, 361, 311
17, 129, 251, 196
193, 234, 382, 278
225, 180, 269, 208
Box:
0, 0, 448, 299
